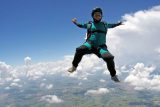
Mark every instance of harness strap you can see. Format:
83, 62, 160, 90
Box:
86, 21, 107, 41
88, 30, 106, 34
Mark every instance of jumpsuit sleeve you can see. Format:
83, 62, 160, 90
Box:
106, 22, 122, 28
74, 22, 88, 29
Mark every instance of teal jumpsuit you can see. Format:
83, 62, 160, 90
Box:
72, 21, 120, 77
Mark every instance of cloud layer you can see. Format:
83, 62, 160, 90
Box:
0, 55, 108, 81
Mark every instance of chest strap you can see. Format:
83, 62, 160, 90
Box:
88, 30, 106, 34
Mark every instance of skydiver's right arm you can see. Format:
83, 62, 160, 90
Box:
72, 18, 87, 29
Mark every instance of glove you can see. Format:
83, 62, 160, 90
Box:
72, 18, 77, 24
117, 21, 123, 26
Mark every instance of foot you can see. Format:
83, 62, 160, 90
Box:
111, 75, 120, 82
67, 66, 76, 73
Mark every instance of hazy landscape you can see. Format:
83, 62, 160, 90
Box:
1, 69, 160, 107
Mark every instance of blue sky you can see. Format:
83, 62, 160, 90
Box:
0, 0, 160, 65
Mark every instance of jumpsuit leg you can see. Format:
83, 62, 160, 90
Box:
99, 46, 116, 77
72, 45, 91, 68
104, 58, 116, 77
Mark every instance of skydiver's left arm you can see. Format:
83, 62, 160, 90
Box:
107, 22, 123, 28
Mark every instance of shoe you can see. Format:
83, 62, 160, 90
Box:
67, 66, 76, 73
111, 75, 120, 82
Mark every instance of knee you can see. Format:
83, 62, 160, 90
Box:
76, 45, 89, 53
76, 46, 84, 52
102, 53, 114, 60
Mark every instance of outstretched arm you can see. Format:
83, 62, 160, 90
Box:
72, 18, 87, 29
107, 21, 123, 28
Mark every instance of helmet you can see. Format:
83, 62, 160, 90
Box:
91, 7, 103, 17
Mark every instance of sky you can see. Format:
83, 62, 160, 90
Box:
0, 0, 160, 65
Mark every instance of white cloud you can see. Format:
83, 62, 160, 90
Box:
99, 79, 106, 83
125, 63, 160, 91
24, 56, 32, 66
120, 65, 130, 73
0, 61, 13, 78
46, 84, 53, 90
13, 78, 21, 82
69, 55, 104, 75
107, 5, 160, 65
40, 95, 63, 103
0, 61, 12, 72
0, 54, 104, 81
40, 83, 53, 90
85, 88, 109, 96
0, 54, 112, 90
0, 62, 14, 87
155, 47, 160, 56
10, 82, 22, 88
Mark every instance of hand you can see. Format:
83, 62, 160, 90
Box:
118, 21, 123, 25
72, 18, 77, 24
117, 21, 123, 26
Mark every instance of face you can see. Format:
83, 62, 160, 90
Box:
93, 12, 102, 21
